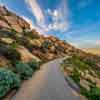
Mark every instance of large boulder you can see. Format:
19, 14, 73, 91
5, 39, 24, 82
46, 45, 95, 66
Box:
49, 46, 56, 53
11, 24, 23, 33
4, 16, 23, 32
84, 73, 96, 83
0, 55, 10, 67
4, 16, 18, 25
1, 38, 14, 44
17, 16, 30, 29
30, 39, 42, 48
0, 20, 10, 29
95, 78, 100, 88
16, 46, 41, 63
80, 79, 90, 91
0, 6, 8, 15
46, 53, 55, 60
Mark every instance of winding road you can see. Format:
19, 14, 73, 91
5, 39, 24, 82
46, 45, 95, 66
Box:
12, 58, 80, 100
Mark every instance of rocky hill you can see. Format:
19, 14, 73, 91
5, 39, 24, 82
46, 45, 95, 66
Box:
0, 6, 100, 65
0, 6, 65, 63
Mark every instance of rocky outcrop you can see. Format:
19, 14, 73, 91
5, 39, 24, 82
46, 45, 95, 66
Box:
0, 5, 100, 64
16, 46, 41, 63
0, 55, 10, 66
4, 16, 23, 32
30, 39, 42, 48
0, 6, 8, 15
80, 79, 90, 91
1, 37, 14, 44
0, 20, 10, 29
0, 6, 30, 32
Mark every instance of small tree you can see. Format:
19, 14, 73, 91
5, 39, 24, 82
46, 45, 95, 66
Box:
28, 59, 40, 71
71, 68, 80, 85
41, 40, 53, 52
15, 62, 33, 80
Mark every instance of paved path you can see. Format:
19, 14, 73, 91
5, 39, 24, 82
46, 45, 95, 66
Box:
12, 58, 80, 100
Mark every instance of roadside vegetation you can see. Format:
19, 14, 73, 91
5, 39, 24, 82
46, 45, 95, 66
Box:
0, 55, 40, 99
0, 29, 41, 98
61, 55, 100, 100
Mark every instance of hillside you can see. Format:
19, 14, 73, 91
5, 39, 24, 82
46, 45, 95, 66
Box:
0, 6, 84, 63
0, 6, 72, 63
0, 5, 100, 71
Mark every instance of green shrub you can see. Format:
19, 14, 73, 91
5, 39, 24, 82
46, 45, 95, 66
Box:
0, 68, 21, 98
11, 28, 17, 33
41, 40, 54, 52
24, 31, 39, 39
6, 48, 21, 63
10, 41, 18, 49
28, 59, 40, 71
62, 56, 100, 100
15, 36, 33, 51
15, 62, 33, 80
81, 86, 100, 100
61, 59, 71, 70
0, 43, 21, 63
68, 56, 90, 71
70, 68, 80, 85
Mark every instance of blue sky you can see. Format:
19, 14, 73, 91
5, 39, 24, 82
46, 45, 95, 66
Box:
0, 0, 100, 48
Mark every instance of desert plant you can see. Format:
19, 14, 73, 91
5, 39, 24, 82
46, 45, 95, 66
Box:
70, 68, 80, 85
15, 36, 33, 51
81, 86, 100, 100
10, 41, 18, 49
28, 59, 40, 71
0, 68, 21, 98
7, 48, 20, 62
41, 40, 54, 52
15, 62, 33, 80
11, 28, 17, 34
0, 43, 21, 63
24, 30, 39, 39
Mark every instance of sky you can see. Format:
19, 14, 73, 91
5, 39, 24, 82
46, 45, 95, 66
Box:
0, 0, 100, 48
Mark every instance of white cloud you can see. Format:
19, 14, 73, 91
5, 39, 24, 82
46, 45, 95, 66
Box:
22, 16, 47, 35
25, 0, 45, 24
46, 0, 69, 32
25, 0, 69, 34
47, 19, 69, 32
53, 10, 58, 17
47, 9, 69, 32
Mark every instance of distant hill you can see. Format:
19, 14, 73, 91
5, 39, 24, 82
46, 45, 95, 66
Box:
83, 48, 100, 55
